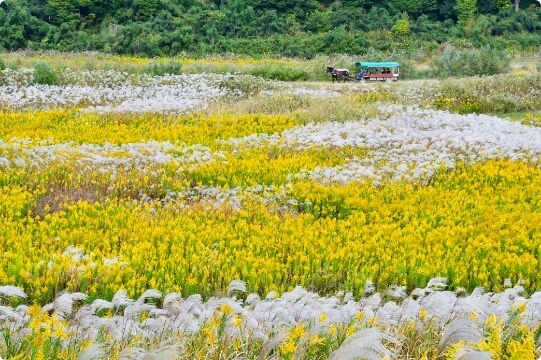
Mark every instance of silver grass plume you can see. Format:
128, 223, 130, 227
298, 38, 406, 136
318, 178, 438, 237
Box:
77, 343, 106, 360
118, 348, 145, 360
256, 332, 287, 360
143, 345, 180, 360
427, 277, 448, 290
411, 287, 431, 299
343, 292, 354, 303
228, 279, 247, 296
0, 305, 24, 322
364, 280, 376, 296
163, 292, 182, 309
135, 289, 162, 306
124, 303, 156, 319
245, 293, 260, 307
112, 290, 135, 307
385, 285, 408, 300
293, 327, 321, 360
0, 285, 27, 299
439, 319, 482, 353
454, 347, 492, 360
54, 292, 88, 318
328, 328, 398, 360
91, 299, 114, 313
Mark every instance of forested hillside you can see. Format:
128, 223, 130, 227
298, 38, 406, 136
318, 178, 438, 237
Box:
0, 0, 540, 57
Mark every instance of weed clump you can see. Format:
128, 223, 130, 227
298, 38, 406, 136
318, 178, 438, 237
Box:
432, 46, 511, 78
33, 61, 58, 85
144, 59, 182, 76
249, 65, 309, 81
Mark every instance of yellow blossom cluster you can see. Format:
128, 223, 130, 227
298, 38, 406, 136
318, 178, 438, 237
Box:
1, 109, 541, 305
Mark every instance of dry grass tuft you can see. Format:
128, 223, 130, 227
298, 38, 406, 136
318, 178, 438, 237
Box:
34, 186, 103, 218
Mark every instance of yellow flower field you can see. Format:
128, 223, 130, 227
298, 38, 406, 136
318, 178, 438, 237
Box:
1, 64, 541, 359
1, 109, 541, 303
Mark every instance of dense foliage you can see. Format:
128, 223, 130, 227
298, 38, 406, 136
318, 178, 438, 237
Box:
0, 0, 540, 57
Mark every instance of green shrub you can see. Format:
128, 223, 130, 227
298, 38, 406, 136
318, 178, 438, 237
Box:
393, 58, 416, 80
144, 59, 182, 76
0, 58, 5, 70
249, 66, 309, 81
432, 46, 512, 78
33, 62, 58, 85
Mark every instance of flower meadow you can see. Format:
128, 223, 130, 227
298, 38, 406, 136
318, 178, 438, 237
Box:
1, 64, 541, 359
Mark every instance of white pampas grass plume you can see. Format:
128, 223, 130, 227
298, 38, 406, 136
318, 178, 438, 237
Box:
455, 287, 467, 296
454, 347, 492, 360
112, 290, 134, 307
427, 277, 448, 290
135, 289, 162, 305
54, 292, 88, 318
71, 292, 89, 301
53, 294, 74, 318
118, 345, 180, 360
328, 328, 397, 360
41, 303, 54, 313
256, 332, 287, 360
124, 303, 156, 319
163, 292, 182, 309
118, 347, 145, 360
0, 305, 24, 321
0, 285, 27, 299
385, 285, 407, 300
246, 293, 260, 306
77, 343, 106, 360
293, 330, 315, 360
144, 345, 180, 360
91, 299, 114, 313
364, 280, 376, 296
438, 319, 482, 353
228, 279, 247, 295
411, 287, 431, 299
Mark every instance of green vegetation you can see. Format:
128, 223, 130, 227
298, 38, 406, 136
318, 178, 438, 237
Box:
33, 61, 57, 84
432, 46, 512, 78
0, 0, 540, 58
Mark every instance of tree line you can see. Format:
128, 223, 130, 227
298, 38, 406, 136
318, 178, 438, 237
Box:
0, 0, 540, 57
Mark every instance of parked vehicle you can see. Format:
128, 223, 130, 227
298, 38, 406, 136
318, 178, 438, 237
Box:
354, 62, 400, 82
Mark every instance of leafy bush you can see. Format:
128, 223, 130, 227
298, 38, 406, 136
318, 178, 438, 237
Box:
144, 59, 182, 76
33, 62, 57, 85
393, 58, 416, 79
0, 58, 5, 70
249, 66, 310, 81
432, 46, 512, 78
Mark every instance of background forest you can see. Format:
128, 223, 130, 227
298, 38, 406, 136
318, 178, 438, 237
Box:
0, 0, 540, 58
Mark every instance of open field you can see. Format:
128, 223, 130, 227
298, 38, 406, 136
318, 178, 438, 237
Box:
1, 55, 541, 359
2, 49, 540, 82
